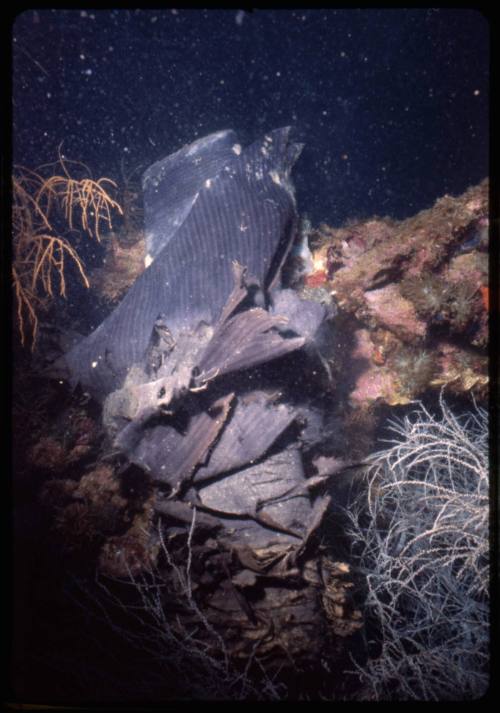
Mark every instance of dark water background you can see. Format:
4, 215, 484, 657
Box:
13, 8, 489, 228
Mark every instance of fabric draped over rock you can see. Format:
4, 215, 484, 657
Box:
56, 128, 360, 669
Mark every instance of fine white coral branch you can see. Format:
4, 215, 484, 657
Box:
344, 396, 489, 701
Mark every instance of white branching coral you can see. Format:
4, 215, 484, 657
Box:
344, 393, 489, 701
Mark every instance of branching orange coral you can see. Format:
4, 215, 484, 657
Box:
37, 173, 122, 240
12, 151, 123, 349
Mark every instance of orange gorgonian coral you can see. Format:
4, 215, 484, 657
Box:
12, 149, 123, 349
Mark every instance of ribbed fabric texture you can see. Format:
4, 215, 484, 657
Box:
64, 127, 302, 399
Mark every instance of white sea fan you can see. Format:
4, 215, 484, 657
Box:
344, 393, 489, 701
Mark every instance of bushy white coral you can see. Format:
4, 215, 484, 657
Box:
344, 393, 489, 700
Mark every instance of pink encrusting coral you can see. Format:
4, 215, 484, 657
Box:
364, 285, 427, 342
305, 178, 488, 408
351, 367, 399, 407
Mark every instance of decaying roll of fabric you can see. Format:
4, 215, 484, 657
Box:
60, 128, 362, 670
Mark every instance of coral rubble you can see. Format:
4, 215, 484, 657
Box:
306, 179, 488, 407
